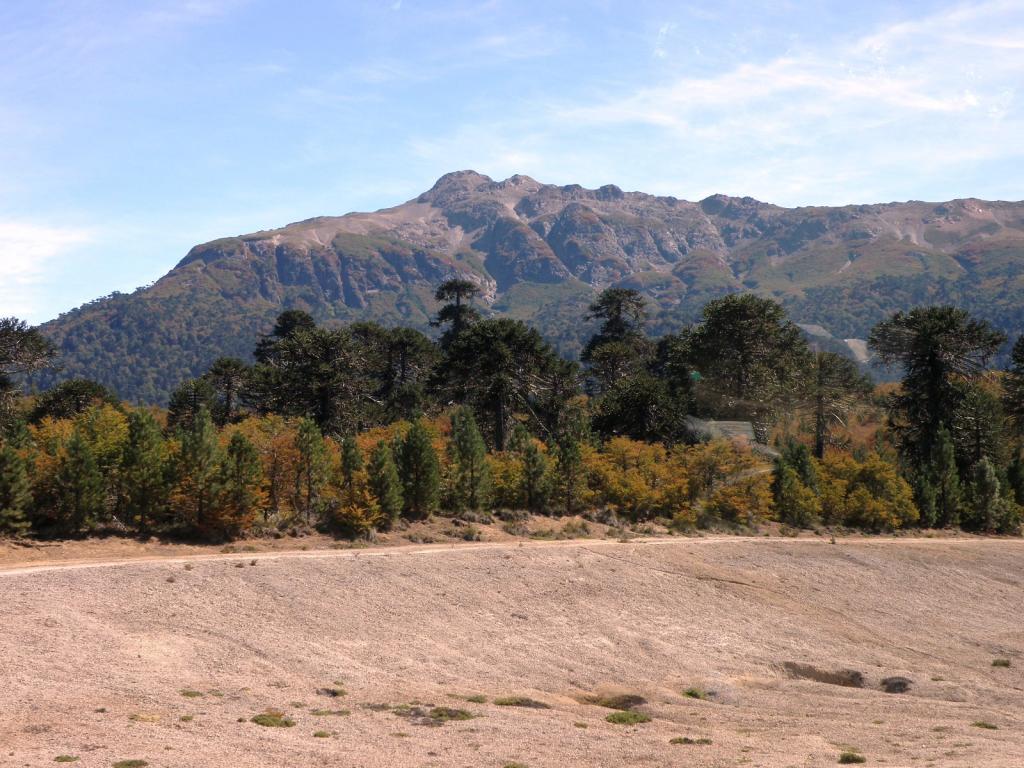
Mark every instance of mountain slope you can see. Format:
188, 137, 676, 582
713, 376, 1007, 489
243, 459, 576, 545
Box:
38, 171, 1024, 403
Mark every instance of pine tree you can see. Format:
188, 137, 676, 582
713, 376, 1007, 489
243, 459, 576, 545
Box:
446, 407, 491, 513
340, 435, 363, 492
53, 429, 105, 535
553, 432, 584, 516
170, 407, 222, 537
967, 456, 1003, 533
121, 410, 168, 534
397, 419, 440, 520
294, 418, 328, 525
216, 432, 263, 538
1008, 451, 1024, 506
520, 439, 550, 514
368, 441, 402, 529
930, 427, 961, 528
0, 442, 31, 536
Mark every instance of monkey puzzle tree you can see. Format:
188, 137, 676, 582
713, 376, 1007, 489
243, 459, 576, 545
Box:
432, 278, 481, 348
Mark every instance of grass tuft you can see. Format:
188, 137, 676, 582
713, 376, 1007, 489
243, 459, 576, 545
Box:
112, 762, 148, 768
683, 687, 709, 700
54, 757, 79, 763
179, 689, 204, 698
309, 709, 350, 717
972, 721, 998, 730
670, 736, 712, 745
313, 730, 330, 738
992, 658, 1011, 668
605, 711, 651, 725
838, 752, 867, 764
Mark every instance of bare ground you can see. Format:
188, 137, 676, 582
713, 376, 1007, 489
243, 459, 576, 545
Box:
2, 536, 1023, 768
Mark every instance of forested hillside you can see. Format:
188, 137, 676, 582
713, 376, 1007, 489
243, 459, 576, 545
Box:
36, 171, 1024, 403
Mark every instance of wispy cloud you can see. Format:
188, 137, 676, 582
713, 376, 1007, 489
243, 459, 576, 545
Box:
0, 222, 93, 321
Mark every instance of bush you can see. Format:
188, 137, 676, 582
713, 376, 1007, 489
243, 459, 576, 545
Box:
605, 711, 651, 725
251, 709, 295, 727
992, 658, 1011, 667
494, 696, 550, 709
838, 752, 866, 764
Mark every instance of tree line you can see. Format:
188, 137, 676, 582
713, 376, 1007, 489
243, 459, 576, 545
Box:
1, 282, 1023, 540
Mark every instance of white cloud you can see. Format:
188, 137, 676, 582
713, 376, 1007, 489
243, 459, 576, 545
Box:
0, 221, 92, 321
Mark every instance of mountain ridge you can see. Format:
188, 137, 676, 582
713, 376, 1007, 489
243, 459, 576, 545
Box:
37, 171, 1024, 403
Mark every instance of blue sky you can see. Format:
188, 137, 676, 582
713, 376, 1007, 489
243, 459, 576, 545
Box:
1, 0, 1022, 323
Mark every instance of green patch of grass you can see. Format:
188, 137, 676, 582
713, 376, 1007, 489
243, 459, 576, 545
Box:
428, 707, 474, 722
179, 689, 204, 698
251, 709, 295, 727
463, 694, 487, 703
972, 721, 998, 730
683, 687, 710, 700
584, 693, 646, 710
179, 715, 193, 722
313, 731, 330, 738
992, 658, 1011, 668
605, 711, 651, 725
309, 709, 350, 717
838, 752, 867, 764
670, 736, 712, 745
494, 696, 550, 709
112, 761, 148, 768
54, 757, 79, 763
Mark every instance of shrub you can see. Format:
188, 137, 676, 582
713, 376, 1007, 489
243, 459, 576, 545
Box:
838, 752, 866, 764
54, 757, 79, 763
251, 709, 295, 727
670, 736, 712, 745
605, 711, 651, 725
112, 762, 148, 768
683, 687, 709, 700
972, 721, 998, 729
429, 707, 474, 722
179, 689, 204, 698
313, 731, 330, 738
494, 696, 550, 709
584, 693, 646, 710
992, 658, 1011, 668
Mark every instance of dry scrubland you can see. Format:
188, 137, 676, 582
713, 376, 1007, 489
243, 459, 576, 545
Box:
2, 537, 1023, 767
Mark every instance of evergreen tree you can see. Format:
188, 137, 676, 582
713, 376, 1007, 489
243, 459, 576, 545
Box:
53, 429, 105, 535
446, 407, 491, 513
1008, 451, 1024, 506
202, 357, 250, 426
966, 456, 1003, 533
0, 442, 31, 536
0, 317, 56, 428
930, 427, 962, 528
869, 306, 1005, 496
29, 379, 118, 424
803, 351, 872, 459
167, 378, 217, 432
581, 288, 648, 362
688, 294, 811, 441
397, 420, 440, 520
216, 432, 263, 538
340, 435, 363, 492
121, 410, 168, 535
432, 278, 480, 348
1003, 335, 1024, 436
170, 407, 222, 537
294, 417, 329, 525
520, 438, 550, 514
553, 431, 585, 516
368, 441, 403, 529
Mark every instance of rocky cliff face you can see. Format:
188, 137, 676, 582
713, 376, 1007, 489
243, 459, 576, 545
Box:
38, 171, 1024, 403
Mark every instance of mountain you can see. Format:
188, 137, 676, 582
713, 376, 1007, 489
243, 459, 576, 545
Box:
37, 170, 1024, 403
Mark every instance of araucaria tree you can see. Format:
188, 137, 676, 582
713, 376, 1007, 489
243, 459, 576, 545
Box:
293, 418, 328, 524
868, 306, 1005, 511
432, 278, 481, 348
688, 294, 811, 441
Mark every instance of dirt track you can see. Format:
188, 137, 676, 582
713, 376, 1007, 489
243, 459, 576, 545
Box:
3, 537, 1023, 767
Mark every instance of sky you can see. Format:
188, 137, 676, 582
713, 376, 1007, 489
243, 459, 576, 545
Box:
1, 0, 1023, 324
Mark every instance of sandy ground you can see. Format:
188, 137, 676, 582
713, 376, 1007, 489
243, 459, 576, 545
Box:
2, 536, 1023, 768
